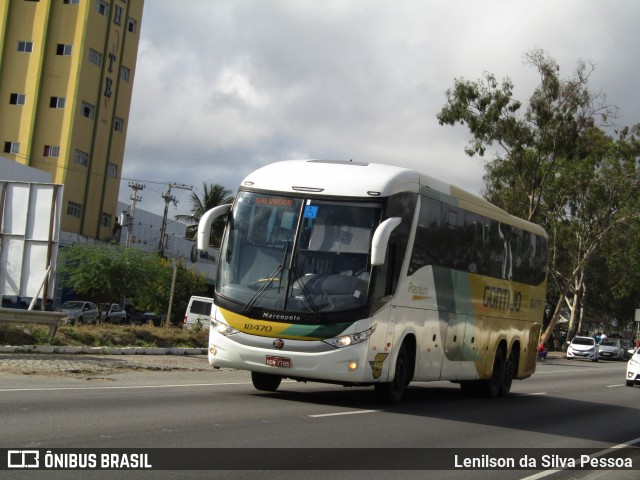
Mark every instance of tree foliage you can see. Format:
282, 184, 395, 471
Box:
59, 244, 209, 325
438, 48, 640, 341
175, 182, 235, 247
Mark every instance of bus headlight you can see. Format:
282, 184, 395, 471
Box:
211, 318, 239, 336
323, 325, 376, 348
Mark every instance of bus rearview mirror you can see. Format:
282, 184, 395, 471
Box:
371, 217, 402, 266
197, 204, 232, 250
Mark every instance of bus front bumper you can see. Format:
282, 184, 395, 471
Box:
208, 331, 377, 384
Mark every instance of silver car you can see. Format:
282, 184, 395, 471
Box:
566, 336, 598, 362
598, 338, 625, 361
57, 301, 100, 325
99, 303, 127, 324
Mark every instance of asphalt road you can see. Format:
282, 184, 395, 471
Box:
1, 353, 638, 480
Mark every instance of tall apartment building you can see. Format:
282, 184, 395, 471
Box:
0, 0, 144, 240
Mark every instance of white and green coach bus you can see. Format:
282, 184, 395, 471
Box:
197, 160, 548, 404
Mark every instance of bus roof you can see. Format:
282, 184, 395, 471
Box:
241, 159, 421, 197
240, 160, 545, 236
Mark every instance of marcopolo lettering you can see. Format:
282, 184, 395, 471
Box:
262, 312, 301, 322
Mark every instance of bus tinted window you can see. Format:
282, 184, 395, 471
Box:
409, 195, 547, 286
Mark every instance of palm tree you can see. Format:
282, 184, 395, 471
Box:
176, 182, 234, 246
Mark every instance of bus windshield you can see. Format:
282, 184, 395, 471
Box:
217, 191, 383, 316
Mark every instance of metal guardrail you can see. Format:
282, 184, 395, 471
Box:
0, 307, 68, 341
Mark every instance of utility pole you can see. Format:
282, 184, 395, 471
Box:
158, 183, 192, 256
125, 182, 145, 247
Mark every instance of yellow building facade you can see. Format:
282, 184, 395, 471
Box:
0, 0, 144, 240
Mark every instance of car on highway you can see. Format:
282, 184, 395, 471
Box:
597, 338, 626, 361
621, 340, 634, 360
56, 301, 100, 325
99, 303, 127, 324
566, 335, 598, 362
626, 348, 640, 387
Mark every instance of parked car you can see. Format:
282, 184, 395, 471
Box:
597, 338, 626, 361
99, 303, 127, 324
125, 304, 162, 326
183, 296, 213, 330
626, 348, 640, 387
56, 301, 100, 325
566, 336, 598, 362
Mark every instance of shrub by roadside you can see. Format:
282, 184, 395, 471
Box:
0, 322, 208, 349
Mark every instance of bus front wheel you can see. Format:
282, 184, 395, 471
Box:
251, 372, 282, 392
375, 343, 410, 405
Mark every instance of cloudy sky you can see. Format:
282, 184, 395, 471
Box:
119, 0, 640, 219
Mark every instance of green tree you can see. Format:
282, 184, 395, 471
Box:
139, 257, 209, 325
175, 182, 234, 247
59, 244, 166, 307
60, 244, 210, 325
438, 49, 640, 343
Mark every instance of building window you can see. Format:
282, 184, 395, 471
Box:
18, 41, 33, 53
127, 18, 137, 34
10, 93, 26, 105
96, 0, 109, 17
81, 101, 95, 119
74, 149, 89, 167
114, 117, 124, 133
114, 5, 123, 25
64, 0, 80, 4
100, 212, 112, 228
56, 44, 73, 56
88, 48, 102, 67
44, 145, 61, 157
67, 201, 82, 218
120, 65, 130, 82
50, 97, 66, 108
3, 142, 20, 154
107, 163, 118, 178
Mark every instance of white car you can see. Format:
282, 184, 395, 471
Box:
627, 348, 640, 387
566, 336, 598, 362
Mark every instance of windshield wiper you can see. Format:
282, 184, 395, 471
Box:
289, 266, 319, 313
242, 241, 290, 314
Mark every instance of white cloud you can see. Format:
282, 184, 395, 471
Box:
122, 0, 640, 217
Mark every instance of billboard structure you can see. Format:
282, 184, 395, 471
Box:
0, 181, 63, 305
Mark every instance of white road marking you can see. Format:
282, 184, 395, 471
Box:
309, 410, 381, 418
0, 381, 253, 392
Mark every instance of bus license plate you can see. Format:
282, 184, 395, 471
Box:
266, 356, 291, 368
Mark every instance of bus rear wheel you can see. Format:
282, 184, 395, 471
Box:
479, 348, 505, 399
375, 343, 410, 405
251, 372, 282, 392
499, 349, 516, 397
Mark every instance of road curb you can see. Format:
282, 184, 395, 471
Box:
0, 345, 207, 355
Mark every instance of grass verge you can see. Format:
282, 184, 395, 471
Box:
0, 322, 208, 348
